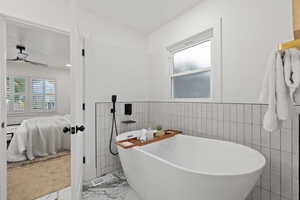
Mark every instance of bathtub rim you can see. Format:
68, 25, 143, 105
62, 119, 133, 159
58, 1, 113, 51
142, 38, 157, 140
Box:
118, 134, 266, 177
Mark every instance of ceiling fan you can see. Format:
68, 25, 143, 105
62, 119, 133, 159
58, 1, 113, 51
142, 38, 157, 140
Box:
7, 45, 48, 67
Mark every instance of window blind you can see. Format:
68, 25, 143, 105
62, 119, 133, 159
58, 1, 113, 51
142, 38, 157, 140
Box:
32, 79, 56, 112
32, 79, 44, 111
6, 76, 56, 114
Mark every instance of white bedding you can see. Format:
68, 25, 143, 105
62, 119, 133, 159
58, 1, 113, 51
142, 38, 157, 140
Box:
7, 115, 71, 162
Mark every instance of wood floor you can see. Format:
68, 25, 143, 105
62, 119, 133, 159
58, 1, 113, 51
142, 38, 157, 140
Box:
7, 152, 70, 200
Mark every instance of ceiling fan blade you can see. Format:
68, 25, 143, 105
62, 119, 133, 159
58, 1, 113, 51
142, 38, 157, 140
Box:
6, 58, 19, 62
24, 59, 48, 67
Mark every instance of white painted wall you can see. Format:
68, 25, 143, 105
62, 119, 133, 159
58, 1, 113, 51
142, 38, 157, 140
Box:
0, 0, 71, 32
147, 0, 294, 103
78, 11, 149, 180
7, 63, 71, 124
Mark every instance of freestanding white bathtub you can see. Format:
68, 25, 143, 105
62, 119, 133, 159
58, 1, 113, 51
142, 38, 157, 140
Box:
117, 130, 266, 200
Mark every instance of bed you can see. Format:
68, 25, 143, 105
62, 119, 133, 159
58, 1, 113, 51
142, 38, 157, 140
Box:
7, 115, 71, 162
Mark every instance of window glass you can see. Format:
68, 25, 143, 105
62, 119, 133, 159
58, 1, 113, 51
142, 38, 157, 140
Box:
32, 79, 56, 112
6, 76, 26, 113
173, 41, 211, 74
45, 95, 56, 111
7, 76, 56, 113
45, 80, 56, 94
13, 95, 26, 112
6, 77, 13, 103
32, 95, 44, 111
173, 71, 211, 98
32, 79, 44, 94
14, 77, 26, 93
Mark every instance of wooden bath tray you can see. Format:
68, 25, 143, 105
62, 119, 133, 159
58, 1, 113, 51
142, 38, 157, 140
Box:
116, 129, 182, 149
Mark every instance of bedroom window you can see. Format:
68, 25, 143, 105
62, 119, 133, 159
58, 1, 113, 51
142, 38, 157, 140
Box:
6, 76, 26, 113
168, 29, 213, 99
6, 76, 56, 114
32, 79, 56, 112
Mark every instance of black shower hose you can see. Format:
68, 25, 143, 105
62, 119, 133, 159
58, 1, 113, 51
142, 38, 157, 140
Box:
109, 112, 119, 156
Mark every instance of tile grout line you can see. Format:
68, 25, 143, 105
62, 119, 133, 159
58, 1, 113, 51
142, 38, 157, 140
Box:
280, 128, 282, 199
269, 128, 272, 200
259, 105, 262, 200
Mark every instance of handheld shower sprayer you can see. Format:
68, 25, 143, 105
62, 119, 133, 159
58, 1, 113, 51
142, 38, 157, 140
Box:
111, 95, 117, 114
109, 95, 119, 156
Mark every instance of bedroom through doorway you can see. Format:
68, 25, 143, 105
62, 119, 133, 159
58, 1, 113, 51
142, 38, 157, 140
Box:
5, 19, 72, 200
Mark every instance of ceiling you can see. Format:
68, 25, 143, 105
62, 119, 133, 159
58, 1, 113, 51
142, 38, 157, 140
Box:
82, 0, 202, 33
5, 0, 203, 67
6, 21, 70, 69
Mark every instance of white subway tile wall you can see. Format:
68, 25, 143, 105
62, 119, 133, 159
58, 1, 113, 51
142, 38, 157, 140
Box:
95, 102, 149, 176
149, 102, 300, 200
95, 101, 300, 200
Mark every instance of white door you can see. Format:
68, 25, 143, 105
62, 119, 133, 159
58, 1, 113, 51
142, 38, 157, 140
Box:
0, 14, 7, 200
70, 7, 85, 200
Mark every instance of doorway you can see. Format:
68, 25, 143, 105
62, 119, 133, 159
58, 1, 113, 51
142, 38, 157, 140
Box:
0, 15, 84, 200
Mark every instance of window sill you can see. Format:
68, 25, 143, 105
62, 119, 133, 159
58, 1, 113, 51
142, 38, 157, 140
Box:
7, 112, 57, 117
168, 97, 214, 103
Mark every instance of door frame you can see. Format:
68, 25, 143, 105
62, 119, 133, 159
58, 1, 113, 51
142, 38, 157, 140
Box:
0, 14, 7, 200
0, 11, 84, 200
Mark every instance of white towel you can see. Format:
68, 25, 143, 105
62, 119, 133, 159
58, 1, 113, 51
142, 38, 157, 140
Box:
284, 48, 300, 104
260, 52, 282, 131
260, 49, 300, 132
276, 51, 291, 120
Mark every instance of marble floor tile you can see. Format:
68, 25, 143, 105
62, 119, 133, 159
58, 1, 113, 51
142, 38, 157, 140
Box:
82, 171, 140, 200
